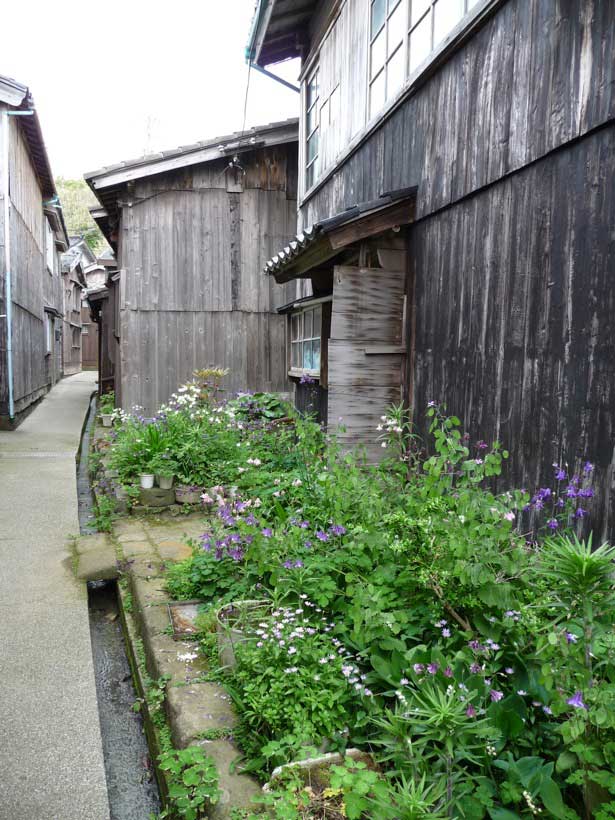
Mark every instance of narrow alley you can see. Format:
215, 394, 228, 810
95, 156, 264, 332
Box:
0, 372, 110, 820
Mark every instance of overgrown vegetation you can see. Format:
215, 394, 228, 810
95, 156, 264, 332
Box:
105, 373, 612, 819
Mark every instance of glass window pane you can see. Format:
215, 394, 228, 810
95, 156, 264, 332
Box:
303, 309, 313, 339
370, 29, 385, 79
312, 339, 321, 371
312, 306, 322, 338
306, 73, 319, 108
387, 1, 405, 55
409, 12, 432, 73
306, 162, 315, 190
371, 0, 386, 36
303, 340, 313, 370
291, 314, 300, 342
307, 131, 319, 164
410, 0, 431, 26
307, 103, 318, 135
291, 341, 301, 368
320, 98, 329, 128
387, 44, 405, 97
370, 70, 386, 116
433, 0, 463, 45
388, 0, 401, 10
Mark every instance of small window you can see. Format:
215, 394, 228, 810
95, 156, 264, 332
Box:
82, 323, 90, 336
45, 314, 53, 354
73, 285, 81, 312
408, 0, 475, 75
72, 327, 81, 348
290, 305, 322, 376
45, 218, 54, 274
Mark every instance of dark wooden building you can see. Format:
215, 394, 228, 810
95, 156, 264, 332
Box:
0, 75, 68, 427
249, 0, 615, 539
84, 120, 298, 414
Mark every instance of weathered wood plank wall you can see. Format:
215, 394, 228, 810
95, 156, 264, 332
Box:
294, 0, 615, 537
118, 145, 297, 414
411, 125, 615, 541
300, 0, 615, 229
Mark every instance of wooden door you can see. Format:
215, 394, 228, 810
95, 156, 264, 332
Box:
328, 264, 405, 461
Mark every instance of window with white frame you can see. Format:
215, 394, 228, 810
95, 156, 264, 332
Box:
290, 305, 322, 375
82, 323, 90, 335
408, 0, 480, 74
369, 0, 406, 117
305, 69, 320, 190
45, 218, 54, 274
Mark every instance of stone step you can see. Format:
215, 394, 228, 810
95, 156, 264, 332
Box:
74, 533, 118, 581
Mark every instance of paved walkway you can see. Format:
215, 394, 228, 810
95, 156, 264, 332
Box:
0, 373, 110, 819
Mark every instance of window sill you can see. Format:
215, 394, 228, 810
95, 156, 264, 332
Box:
298, 0, 503, 208
289, 369, 320, 380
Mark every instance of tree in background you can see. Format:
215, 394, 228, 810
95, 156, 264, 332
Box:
55, 177, 108, 254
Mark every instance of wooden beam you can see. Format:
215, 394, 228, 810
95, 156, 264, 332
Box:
328, 200, 416, 250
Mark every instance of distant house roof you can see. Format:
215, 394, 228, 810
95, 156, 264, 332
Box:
0, 74, 58, 201
246, 0, 314, 66
84, 118, 299, 246
84, 118, 298, 190
264, 187, 417, 283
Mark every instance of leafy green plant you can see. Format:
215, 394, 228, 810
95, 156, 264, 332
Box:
98, 391, 115, 413
158, 745, 220, 820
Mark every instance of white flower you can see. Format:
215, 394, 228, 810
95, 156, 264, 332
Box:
177, 652, 198, 662
292, 478, 302, 487
376, 424, 383, 431
381, 442, 387, 448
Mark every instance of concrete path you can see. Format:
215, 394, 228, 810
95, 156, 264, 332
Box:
0, 373, 110, 820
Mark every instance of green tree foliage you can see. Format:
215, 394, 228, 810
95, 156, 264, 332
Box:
55, 177, 108, 254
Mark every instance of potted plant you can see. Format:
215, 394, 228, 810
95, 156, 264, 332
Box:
175, 481, 202, 505
98, 391, 116, 427
216, 599, 271, 669
150, 454, 177, 490
139, 467, 155, 489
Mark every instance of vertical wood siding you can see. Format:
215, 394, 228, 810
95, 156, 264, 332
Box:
411, 126, 615, 541
117, 144, 297, 414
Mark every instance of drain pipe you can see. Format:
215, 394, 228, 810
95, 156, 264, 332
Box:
1, 107, 14, 420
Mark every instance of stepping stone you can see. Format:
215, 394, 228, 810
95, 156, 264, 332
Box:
157, 540, 193, 561
76, 548, 118, 581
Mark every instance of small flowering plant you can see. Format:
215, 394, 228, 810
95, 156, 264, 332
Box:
228, 600, 372, 772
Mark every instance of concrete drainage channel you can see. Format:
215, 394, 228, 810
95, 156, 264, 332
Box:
78, 393, 162, 818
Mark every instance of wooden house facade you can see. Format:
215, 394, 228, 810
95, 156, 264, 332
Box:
0, 75, 68, 427
84, 120, 298, 414
249, 1, 615, 539
60, 238, 90, 376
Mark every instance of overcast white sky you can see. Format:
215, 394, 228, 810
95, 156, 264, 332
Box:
2, 0, 300, 178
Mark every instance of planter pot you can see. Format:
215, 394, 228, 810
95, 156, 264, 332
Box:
157, 475, 174, 490
139, 473, 155, 489
265, 749, 377, 793
175, 486, 201, 505
216, 600, 271, 669
100, 413, 113, 427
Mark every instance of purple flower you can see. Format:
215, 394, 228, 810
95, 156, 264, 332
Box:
244, 513, 257, 526
566, 691, 588, 710
547, 518, 559, 530
443, 666, 453, 678
469, 663, 481, 674
578, 488, 594, 498
299, 374, 316, 385
504, 667, 514, 675
316, 530, 329, 542
466, 704, 477, 718
566, 485, 578, 498
575, 508, 587, 519
413, 663, 425, 674
476, 440, 488, 450
329, 524, 347, 536
427, 663, 439, 675
565, 632, 578, 644
294, 559, 304, 568
299, 520, 310, 529
442, 628, 451, 638
583, 461, 594, 474
468, 640, 481, 651
490, 690, 504, 702
543, 706, 553, 715
554, 467, 567, 481
304, 540, 313, 549
282, 560, 293, 569
261, 527, 273, 538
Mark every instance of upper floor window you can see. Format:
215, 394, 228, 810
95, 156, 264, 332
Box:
369, 0, 406, 117
305, 69, 320, 190
409, 0, 479, 74
45, 218, 54, 274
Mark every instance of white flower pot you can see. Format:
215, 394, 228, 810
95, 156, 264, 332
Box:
101, 414, 113, 427
139, 474, 155, 489
157, 475, 174, 490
